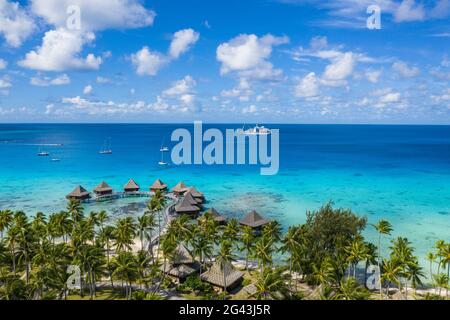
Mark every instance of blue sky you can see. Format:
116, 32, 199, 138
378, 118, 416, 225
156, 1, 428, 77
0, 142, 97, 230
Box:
0, 0, 449, 124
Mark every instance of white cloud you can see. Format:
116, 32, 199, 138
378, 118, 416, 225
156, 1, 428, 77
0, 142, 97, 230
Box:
131, 28, 199, 76
83, 85, 93, 95
242, 104, 258, 114
30, 0, 155, 31
365, 69, 382, 83
295, 72, 319, 98
19, 28, 102, 71
169, 28, 200, 59
30, 73, 71, 86
216, 34, 289, 80
392, 61, 420, 78
0, 58, 7, 69
394, 0, 425, 22
96, 76, 111, 84
323, 52, 355, 81
131, 46, 167, 76
163, 75, 196, 96
220, 78, 253, 100
0, 75, 11, 88
0, 0, 35, 47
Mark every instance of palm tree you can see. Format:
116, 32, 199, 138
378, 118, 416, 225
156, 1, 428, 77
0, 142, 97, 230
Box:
149, 191, 166, 258
113, 217, 136, 253
426, 252, 436, 289
373, 219, 393, 298
433, 273, 449, 297
281, 226, 302, 287
311, 258, 335, 286
137, 214, 149, 252
240, 225, 255, 270
254, 237, 273, 274
223, 219, 240, 243
262, 221, 282, 245
67, 199, 84, 227
440, 243, 450, 298
364, 242, 378, 287
216, 239, 234, 293
0, 209, 13, 241
344, 237, 368, 279
253, 269, 287, 300
335, 277, 370, 300
405, 259, 424, 297
192, 234, 213, 274
381, 259, 401, 298
111, 251, 139, 299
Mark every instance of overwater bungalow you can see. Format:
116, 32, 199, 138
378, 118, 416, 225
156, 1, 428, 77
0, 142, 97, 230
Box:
204, 208, 227, 225
93, 181, 113, 196
160, 245, 199, 283
184, 191, 203, 209
124, 179, 140, 193
186, 187, 205, 203
200, 261, 244, 292
150, 179, 168, 193
175, 195, 201, 216
239, 210, 270, 229
66, 185, 91, 201
172, 181, 189, 196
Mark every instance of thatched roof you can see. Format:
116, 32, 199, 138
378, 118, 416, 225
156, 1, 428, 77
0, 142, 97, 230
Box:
175, 196, 200, 213
66, 185, 90, 199
124, 179, 139, 191
172, 181, 189, 193
173, 244, 195, 265
184, 191, 202, 205
150, 179, 167, 190
160, 262, 197, 279
94, 181, 113, 193
205, 208, 227, 223
200, 261, 243, 289
186, 187, 204, 199
239, 210, 269, 228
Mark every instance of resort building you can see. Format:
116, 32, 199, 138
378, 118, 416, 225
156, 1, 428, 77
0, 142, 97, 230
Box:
124, 179, 140, 193
93, 181, 113, 196
66, 185, 91, 201
172, 181, 189, 196
175, 195, 201, 216
184, 191, 203, 209
160, 244, 199, 283
200, 261, 244, 292
150, 179, 168, 193
204, 208, 227, 225
186, 187, 205, 203
239, 210, 270, 229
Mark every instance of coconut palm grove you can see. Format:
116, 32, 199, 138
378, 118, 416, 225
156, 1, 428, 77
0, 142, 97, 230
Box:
0, 189, 448, 301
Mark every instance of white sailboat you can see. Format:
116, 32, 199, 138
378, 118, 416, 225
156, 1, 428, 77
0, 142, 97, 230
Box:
159, 141, 169, 166
37, 146, 50, 157
99, 138, 112, 155
241, 124, 271, 135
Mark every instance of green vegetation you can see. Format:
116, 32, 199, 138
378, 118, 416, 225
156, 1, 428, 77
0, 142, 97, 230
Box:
0, 198, 448, 300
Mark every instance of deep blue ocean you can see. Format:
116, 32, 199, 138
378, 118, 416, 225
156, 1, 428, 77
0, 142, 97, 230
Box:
0, 123, 449, 266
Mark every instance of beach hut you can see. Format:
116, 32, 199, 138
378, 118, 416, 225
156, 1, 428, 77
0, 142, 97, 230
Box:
172, 181, 189, 196
150, 179, 168, 193
93, 181, 113, 196
66, 185, 91, 201
239, 210, 269, 229
175, 196, 201, 216
204, 208, 227, 225
186, 187, 205, 203
200, 261, 244, 292
184, 191, 203, 209
124, 179, 140, 193
160, 245, 199, 283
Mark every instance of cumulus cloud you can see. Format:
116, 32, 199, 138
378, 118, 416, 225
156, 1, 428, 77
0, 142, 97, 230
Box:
216, 34, 289, 80
30, 73, 71, 86
0, 58, 7, 69
30, 0, 155, 31
392, 61, 420, 78
295, 72, 319, 98
169, 29, 200, 59
364, 69, 382, 83
0, 75, 11, 88
394, 0, 425, 22
162, 75, 197, 109
18, 28, 102, 71
83, 85, 93, 95
242, 104, 258, 114
0, 0, 35, 47
131, 47, 167, 76
132, 28, 200, 76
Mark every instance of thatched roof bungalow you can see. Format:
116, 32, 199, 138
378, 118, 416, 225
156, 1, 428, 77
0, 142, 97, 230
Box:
124, 179, 140, 193
66, 185, 90, 200
93, 181, 113, 196
172, 181, 189, 196
175, 196, 201, 216
204, 208, 227, 225
186, 187, 205, 203
200, 261, 244, 292
159, 245, 199, 282
150, 179, 168, 193
239, 210, 269, 229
